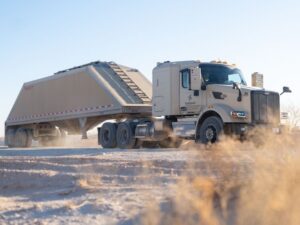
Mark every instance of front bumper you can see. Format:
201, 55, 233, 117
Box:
225, 123, 282, 136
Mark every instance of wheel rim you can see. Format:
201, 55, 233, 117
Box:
103, 129, 110, 144
120, 129, 129, 145
205, 126, 217, 142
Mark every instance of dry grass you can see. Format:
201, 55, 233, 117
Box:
143, 127, 300, 225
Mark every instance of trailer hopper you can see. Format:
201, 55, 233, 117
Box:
5, 61, 152, 147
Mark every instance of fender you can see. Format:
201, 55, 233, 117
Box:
196, 103, 235, 130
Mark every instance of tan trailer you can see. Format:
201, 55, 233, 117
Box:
5, 61, 152, 147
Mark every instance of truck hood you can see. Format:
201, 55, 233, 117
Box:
214, 84, 278, 94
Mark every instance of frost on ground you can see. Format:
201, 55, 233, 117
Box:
0, 132, 299, 225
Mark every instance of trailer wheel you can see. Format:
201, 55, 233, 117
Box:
116, 122, 136, 149
100, 122, 117, 148
14, 128, 30, 148
196, 116, 223, 144
6, 129, 16, 148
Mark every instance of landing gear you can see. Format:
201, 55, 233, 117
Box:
196, 116, 223, 144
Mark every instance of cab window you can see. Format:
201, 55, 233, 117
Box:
181, 69, 190, 89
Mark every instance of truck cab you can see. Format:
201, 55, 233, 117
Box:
152, 60, 280, 143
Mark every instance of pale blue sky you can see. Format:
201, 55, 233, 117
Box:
1, 0, 299, 135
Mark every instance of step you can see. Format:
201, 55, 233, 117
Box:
113, 69, 123, 72
133, 90, 144, 94
122, 79, 132, 83
127, 83, 137, 86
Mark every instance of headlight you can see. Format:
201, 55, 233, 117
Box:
231, 111, 247, 119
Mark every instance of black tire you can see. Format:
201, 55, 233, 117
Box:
196, 116, 223, 144
159, 137, 182, 148
116, 122, 136, 149
100, 122, 117, 148
6, 128, 16, 148
14, 128, 29, 148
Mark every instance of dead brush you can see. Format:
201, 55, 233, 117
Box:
142, 127, 300, 225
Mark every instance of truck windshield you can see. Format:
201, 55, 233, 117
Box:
200, 64, 247, 85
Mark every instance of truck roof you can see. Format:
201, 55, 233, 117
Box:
156, 60, 238, 69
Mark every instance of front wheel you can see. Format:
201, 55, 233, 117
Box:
196, 116, 223, 144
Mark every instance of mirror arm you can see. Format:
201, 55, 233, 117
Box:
232, 82, 242, 102
280, 86, 292, 95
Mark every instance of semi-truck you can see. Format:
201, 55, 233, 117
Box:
5, 60, 287, 148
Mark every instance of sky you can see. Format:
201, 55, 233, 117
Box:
0, 0, 299, 136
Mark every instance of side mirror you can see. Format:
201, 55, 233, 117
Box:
280, 86, 292, 95
190, 67, 202, 91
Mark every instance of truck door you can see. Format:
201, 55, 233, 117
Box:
179, 68, 202, 114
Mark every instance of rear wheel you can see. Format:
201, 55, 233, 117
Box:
196, 116, 223, 144
6, 129, 16, 148
15, 128, 32, 148
100, 122, 117, 148
116, 122, 136, 149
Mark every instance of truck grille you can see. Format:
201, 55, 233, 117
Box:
251, 91, 280, 124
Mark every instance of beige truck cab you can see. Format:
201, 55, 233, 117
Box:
151, 60, 281, 143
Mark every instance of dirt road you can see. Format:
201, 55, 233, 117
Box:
0, 144, 257, 225
1, 134, 299, 225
